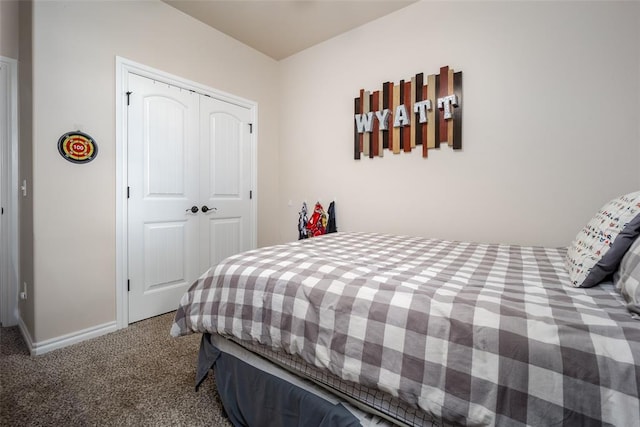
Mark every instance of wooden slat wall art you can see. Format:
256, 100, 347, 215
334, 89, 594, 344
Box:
377, 89, 384, 156
362, 90, 370, 157
403, 80, 412, 152
354, 66, 462, 160
371, 91, 379, 157
398, 79, 405, 153
427, 74, 436, 150
433, 74, 441, 149
409, 77, 416, 149
437, 66, 449, 148
382, 82, 391, 151
421, 83, 428, 158
447, 68, 454, 147
354, 97, 361, 160
392, 82, 401, 154
453, 71, 463, 150
358, 89, 364, 155
415, 73, 424, 148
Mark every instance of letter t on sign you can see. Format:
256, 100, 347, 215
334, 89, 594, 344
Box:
414, 100, 432, 124
437, 95, 458, 119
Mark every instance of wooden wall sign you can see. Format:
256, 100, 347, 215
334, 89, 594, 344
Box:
354, 66, 462, 159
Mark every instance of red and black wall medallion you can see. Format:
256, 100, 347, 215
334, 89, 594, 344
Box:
58, 131, 98, 164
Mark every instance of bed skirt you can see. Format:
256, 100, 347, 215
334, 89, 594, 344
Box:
197, 333, 409, 427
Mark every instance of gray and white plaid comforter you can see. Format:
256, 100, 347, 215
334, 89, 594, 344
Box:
171, 232, 640, 426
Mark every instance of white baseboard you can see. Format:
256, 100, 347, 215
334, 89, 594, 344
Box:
18, 318, 117, 356
17, 316, 34, 354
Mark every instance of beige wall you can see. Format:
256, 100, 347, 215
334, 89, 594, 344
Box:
278, 1, 640, 247
30, 0, 279, 342
0, 0, 19, 59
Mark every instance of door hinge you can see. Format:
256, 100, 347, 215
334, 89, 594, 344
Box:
249, 123, 253, 134
126, 91, 132, 106
127, 280, 130, 292
249, 190, 253, 200
127, 186, 130, 199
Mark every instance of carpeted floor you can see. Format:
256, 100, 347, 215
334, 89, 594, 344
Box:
0, 312, 232, 426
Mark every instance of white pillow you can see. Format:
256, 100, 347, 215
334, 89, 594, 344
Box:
566, 191, 640, 287
614, 237, 640, 317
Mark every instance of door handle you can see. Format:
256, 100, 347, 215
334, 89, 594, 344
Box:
186, 206, 199, 213
201, 205, 217, 213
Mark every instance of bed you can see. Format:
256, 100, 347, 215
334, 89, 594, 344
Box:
171, 193, 640, 426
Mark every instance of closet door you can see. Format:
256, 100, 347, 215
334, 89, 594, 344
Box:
199, 96, 253, 270
127, 73, 256, 323
127, 74, 200, 323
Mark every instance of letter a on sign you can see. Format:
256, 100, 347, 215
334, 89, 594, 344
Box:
393, 105, 410, 127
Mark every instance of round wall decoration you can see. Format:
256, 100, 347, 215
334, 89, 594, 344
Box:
57, 131, 98, 164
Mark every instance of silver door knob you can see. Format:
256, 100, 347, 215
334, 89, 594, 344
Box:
201, 205, 216, 213
186, 206, 199, 213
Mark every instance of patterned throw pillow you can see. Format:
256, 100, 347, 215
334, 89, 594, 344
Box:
614, 237, 640, 317
566, 191, 640, 287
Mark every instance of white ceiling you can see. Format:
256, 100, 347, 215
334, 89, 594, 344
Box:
163, 0, 417, 60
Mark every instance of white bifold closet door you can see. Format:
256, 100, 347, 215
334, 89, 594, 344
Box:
127, 74, 253, 323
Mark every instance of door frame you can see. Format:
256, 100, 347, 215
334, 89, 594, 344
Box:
0, 56, 19, 327
115, 57, 258, 329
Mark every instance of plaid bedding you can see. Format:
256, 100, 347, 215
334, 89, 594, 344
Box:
171, 232, 640, 426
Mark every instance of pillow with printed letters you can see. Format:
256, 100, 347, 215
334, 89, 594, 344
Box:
614, 236, 640, 317
565, 191, 640, 287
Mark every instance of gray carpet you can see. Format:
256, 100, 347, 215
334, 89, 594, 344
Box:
0, 312, 232, 426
